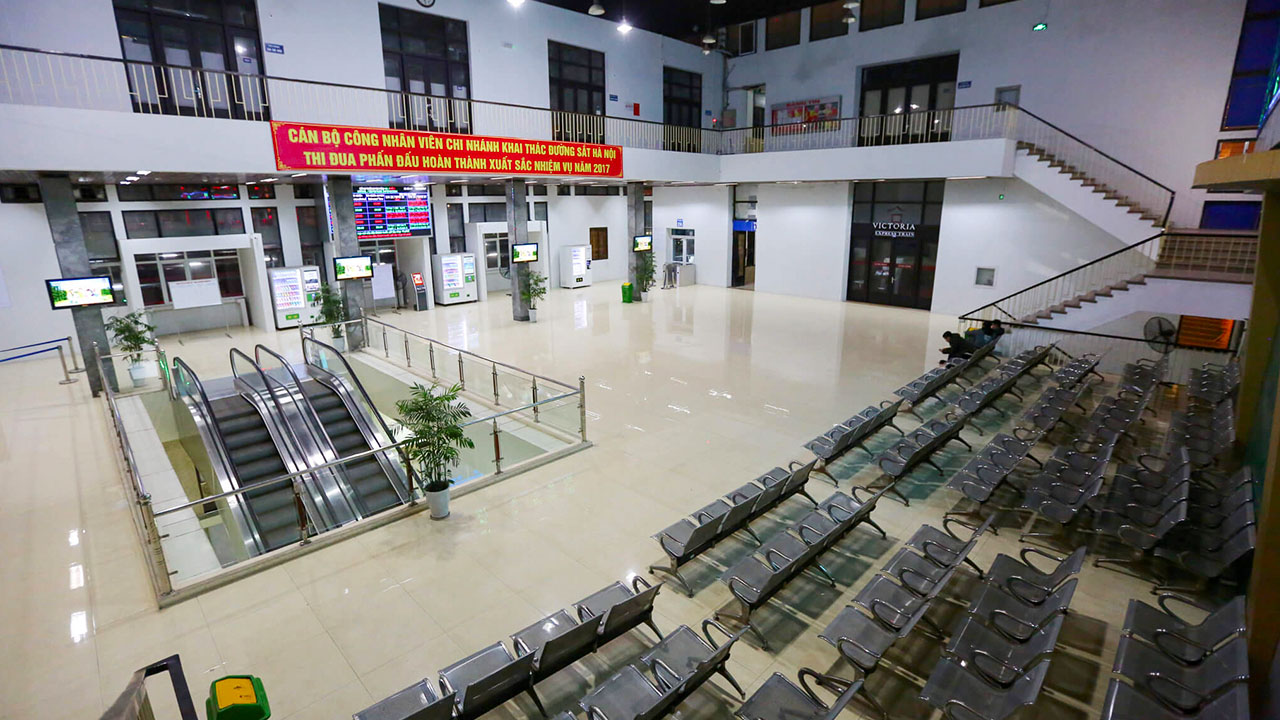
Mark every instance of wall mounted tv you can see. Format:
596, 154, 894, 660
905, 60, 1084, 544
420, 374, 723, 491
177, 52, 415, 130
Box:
633, 235, 653, 252
46, 276, 116, 309
512, 243, 539, 263
353, 186, 432, 239
334, 256, 374, 280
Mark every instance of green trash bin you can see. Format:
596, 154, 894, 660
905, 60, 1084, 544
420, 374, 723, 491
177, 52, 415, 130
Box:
621, 282, 633, 304
207, 676, 270, 720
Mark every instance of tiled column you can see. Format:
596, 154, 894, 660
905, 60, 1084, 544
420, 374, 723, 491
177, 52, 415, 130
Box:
506, 180, 531, 321
37, 174, 113, 395
325, 176, 365, 346
626, 181, 646, 290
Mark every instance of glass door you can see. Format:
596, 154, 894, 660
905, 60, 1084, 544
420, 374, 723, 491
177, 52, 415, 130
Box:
847, 237, 870, 301
868, 238, 894, 305
890, 237, 920, 307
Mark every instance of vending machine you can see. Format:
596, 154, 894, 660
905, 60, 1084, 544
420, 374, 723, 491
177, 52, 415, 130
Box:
268, 265, 324, 329
559, 245, 592, 289
432, 253, 478, 305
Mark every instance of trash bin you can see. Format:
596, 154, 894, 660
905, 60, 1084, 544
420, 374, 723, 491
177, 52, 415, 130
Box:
621, 282, 633, 303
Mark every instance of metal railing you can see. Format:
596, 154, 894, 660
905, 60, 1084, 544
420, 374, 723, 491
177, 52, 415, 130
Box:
2, 43, 1173, 218
0, 335, 83, 384
959, 230, 1258, 326
100, 654, 198, 720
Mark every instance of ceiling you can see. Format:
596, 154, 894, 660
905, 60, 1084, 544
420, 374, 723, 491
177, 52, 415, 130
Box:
532, 0, 816, 44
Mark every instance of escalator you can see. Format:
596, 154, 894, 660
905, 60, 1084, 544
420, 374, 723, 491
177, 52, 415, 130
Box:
302, 379, 402, 515
206, 394, 302, 551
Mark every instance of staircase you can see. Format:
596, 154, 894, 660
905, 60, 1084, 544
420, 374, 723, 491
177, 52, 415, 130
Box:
1021, 274, 1148, 324
1016, 141, 1166, 225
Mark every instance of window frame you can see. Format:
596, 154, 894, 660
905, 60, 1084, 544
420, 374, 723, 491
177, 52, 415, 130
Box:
809, 1, 850, 42
588, 226, 609, 261
1222, 1, 1280, 130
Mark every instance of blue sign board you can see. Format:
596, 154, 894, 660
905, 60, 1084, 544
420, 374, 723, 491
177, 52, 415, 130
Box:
732, 219, 757, 232
265, 43, 284, 54
957, 80, 972, 89
608, 94, 619, 102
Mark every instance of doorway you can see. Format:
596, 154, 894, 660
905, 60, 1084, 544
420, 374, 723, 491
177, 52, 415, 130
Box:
745, 84, 766, 153
858, 54, 958, 146
732, 224, 756, 288
846, 180, 943, 310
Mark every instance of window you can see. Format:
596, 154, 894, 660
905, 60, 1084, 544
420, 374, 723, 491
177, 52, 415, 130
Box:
589, 227, 608, 261
1223, 0, 1280, 129
859, 0, 905, 31
469, 184, 505, 196
156, 208, 214, 237
112, 0, 266, 121
530, 185, 548, 196
125, 208, 243, 239
974, 267, 996, 287
917, 0, 966, 20
79, 213, 120, 261
979, 0, 1020, 6
134, 249, 244, 306
214, 207, 245, 234
644, 200, 653, 235
474, 203, 507, 223
447, 202, 464, 251
0, 184, 40, 203
810, 1, 849, 42
533, 202, 548, 222
294, 184, 318, 199
117, 183, 240, 201
246, 183, 275, 199
556, 185, 572, 196
483, 232, 509, 272
74, 184, 108, 202
250, 207, 283, 266
296, 206, 324, 266
765, 10, 801, 50
664, 67, 702, 151
576, 186, 621, 196
1200, 200, 1262, 230
725, 21, 756, 56
360, 239, 398, 273
549, 40, 605, 144
852, 180, 945, 225
1216, 139, 1257, 158
380, 3, 472, 132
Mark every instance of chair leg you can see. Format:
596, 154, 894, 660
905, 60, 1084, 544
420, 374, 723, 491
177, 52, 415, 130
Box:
887, 421, 906, 435
525, 687, 548, 718
924, 458, 945, 476
857, 686, 890, 720
1027, 454, 1044, 469
856, 443, 877, 458
865, 516, 888, 539
888, 484, 910, 507
953, 436, 973, 451
798, 488, 820, 507
962, 555, 985, 578
742, 525, 762, 545
815, 463, 841, 487
643, 615, 665, 641
648, 562, 695, 597
812, 562, 838, 588
717, 667, 747, 699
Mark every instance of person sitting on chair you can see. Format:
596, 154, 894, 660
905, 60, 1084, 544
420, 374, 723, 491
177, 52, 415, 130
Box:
940, 331, 976, 364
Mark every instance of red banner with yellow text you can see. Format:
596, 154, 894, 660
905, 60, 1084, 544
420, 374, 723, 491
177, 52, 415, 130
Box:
270, 122, 623, 178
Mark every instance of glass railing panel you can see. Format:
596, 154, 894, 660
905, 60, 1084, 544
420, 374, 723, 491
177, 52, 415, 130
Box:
103, 348, 168, 397
535, 392, 584, 442
495, 364, 535, 408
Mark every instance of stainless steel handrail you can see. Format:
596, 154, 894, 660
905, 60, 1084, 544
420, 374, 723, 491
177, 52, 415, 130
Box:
171, 357, 239, 491
253, 343, 345, 464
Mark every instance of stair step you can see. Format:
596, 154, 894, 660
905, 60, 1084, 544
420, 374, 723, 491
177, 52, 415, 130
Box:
1063, 299, 1082, 308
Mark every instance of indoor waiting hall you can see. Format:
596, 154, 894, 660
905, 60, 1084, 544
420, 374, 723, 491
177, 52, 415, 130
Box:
0, 1, 1278, 720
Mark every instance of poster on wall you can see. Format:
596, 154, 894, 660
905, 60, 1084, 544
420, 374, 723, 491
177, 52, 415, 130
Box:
770, 96, 842, 135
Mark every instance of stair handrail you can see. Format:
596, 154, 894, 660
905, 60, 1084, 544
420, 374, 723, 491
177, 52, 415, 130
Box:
252, 344, 344, 464
959, 230, 1168, 323
301, 335, 422, 496
171, 358, 240, 487
1012, 106, 1175, 195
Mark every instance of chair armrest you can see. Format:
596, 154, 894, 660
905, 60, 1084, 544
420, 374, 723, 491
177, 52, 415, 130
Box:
727, 576, 761, 605
788, 459, 804, 471
1153, 629, 1214, 664
849, 485, 874, 505
1019, 546, 1065, 575
943, 699, 992, 720
764, 548, 795, 571
701, 618, 736, 647
868, 597, 910, 631
1156, 592, 1214, 621
990, 609, 1037, 641
795, 669, 829, 708
631, 575, 654, 593
971, 649, 1023, 687
896, 565, 935, 595
1005, 575, 1049, 605
649, 657, 681, 692
1144, 672, 1208, 712
943, 516, 981, 541
586, 706, 611, 720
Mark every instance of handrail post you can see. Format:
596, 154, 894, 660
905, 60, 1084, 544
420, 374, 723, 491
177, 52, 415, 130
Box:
138, 494, 174, 596
404, 334, 412, 367
491, 418, 502, 473
531, 377, 540, 423
429, 342, 437, 378
55, 345, 77, 385
382, 326, 389, 358
491, 362, 500, 405
293, 479, 311, 546
578, 375, 587, 442
458, 353, 466, 390
65, 336, 85, 374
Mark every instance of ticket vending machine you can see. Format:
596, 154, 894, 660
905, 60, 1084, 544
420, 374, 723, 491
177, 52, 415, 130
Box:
432, 253, 478, 305
268, 265, 324, 329
411, 271, 430, 311
559, 245, 592, 289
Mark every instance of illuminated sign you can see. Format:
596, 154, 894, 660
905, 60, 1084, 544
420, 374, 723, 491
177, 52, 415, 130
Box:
334, 256, 373, 280
46, 276, 115, 309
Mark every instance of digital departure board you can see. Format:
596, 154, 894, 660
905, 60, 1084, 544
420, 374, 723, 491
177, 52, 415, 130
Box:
353, 186, 432, 240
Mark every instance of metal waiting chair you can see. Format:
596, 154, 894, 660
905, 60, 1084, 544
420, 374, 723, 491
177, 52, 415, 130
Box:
642, 620, 747, 699
903, 516, 994, 577
1122, 595, 1246, 666
354, 680, 456, 720
511, 611, 605, 684
1112, 635, 1249, 715
984, 546, 1085, 607
438, 642, 544, 720
966, 578, 1078, 643
1101, 678, 1250, 720
736, 669, 866, 720
918, 656, 1050, 720
574, 576, 664, 647
649, 494, 760, 596
942, 614, 1063, 688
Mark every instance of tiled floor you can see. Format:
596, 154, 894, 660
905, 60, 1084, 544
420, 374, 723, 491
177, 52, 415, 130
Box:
0, 282, 1160, 719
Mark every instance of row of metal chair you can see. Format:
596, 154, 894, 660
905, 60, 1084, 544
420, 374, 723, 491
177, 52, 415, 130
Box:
649, 461, 819, 596
893, 339, 1001, 419
355, 577, 665, 720
1103, 594, 1250, 718
1172, 400, 1235, 468
717, 487, 892, 651
804, 399, 906, 485
1187, 361, 1240, 407
869, 412, 973, 505
1048, 352, 1104, 387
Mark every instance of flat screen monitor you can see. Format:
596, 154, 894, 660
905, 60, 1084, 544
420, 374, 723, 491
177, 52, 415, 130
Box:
334, 256, 373, 280
46, 276, 116, 309
353, 185, 433, 240
512, 243, 539, 264
633, 234, 653, 252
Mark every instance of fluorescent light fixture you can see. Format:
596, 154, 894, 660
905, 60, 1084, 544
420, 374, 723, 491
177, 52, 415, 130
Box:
711, 0, 726, 4
449, 179, 468, 183
491, 175, 513, 180
949, 176, 987, 180
588, 2, 605, 15
261, 177, 278, 182
507, 0, 525, 5
617, 18, 632, 33
702, 33, 715, 44
119, 181, 131, 185
136, 170, 151, 175
291, 172, 307, 177
125, 175, 139, 181
843, 1, 860, 7
1032, 22, 1048, 31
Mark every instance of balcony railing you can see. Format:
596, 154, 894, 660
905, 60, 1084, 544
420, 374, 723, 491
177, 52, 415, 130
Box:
2, 43, 1172, 219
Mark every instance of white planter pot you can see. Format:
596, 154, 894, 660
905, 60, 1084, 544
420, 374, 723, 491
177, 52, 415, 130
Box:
329, 334, 347, 353
128, 361, 154, 388
426, 488, 450, 519
639, 290, 649, 302
528, 308, 538, 323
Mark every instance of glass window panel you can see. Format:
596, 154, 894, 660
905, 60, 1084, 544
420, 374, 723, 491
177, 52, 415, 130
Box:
246, 184, 274, 199
1224, 74, 1268, 129
1217, 139, 1257, 158
123, 210, 160, 238
296, 206, 320, 248
216, 258, 243, 296
872, 203, 922, 223
79, 212, 120, 260
1236, 18, 1280, 73
1200, 201, 1262, 230
533, 202, 547, 221
163, 262, 188, 284
923, 203, 943, 225
116, 184, 153, 201
860, 0, 906, 31
853, 203, 872, 223
187, 257, 214, 280
141, 284, 166, 306
157, 208, 215, 236
214, 207, 245, 234
250, 207, 281, 248
917, 0, 967, 20
810, 1, 849, 41
765, 10, 801, 50
926, 181, 945, 202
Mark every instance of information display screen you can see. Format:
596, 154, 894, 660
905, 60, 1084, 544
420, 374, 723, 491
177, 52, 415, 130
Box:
353, 186, 432, 239
633, 235, 653, 252
334, 256, 374, 280
512, 243, 539, 263
46, 276, 115, 309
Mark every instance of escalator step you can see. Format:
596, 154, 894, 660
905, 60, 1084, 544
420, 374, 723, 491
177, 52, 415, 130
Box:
219, 414, 265, 435
317, 407, 349, 424
245, 487, 295, 513
332, 433, 367, 453
344, 459, 384, 481
237, 456, 288, 480
230, 443, 279, 466
222, 430, 265, 451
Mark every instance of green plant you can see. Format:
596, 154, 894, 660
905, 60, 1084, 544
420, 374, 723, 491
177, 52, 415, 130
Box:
317, 283, 347, 339
105, 311, 157, 364
520, 270, 548, 309
395, 383, 475, 493
636, 251, 657, 293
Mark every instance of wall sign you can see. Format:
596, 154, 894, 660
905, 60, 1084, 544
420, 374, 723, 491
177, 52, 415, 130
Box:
609, 94, 619, 102
770, 96, 841, 135
732, 219, 756, 232
957, 80, 972, 89
271, 121, 624, 177
265, 43, 284, 54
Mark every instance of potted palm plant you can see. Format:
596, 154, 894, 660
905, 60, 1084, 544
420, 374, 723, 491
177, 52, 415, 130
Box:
317, 283, 348, 351
105, 311, 157, 387
635, 251, 656, 302
396, 383, 475, 519
521, 270, 547, 322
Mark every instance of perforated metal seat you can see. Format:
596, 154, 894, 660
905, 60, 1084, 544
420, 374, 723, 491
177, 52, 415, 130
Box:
919, 657, 1050, 720
1112, 636, 1249, 715
1121, 595, 1246, 666
736, 670, 865, 720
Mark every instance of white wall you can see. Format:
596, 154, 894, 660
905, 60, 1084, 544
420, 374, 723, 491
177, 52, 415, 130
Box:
722, 0, 1249, 227
753, 182, 852, 301
719, 138, 1013, 183
546, 193, 629, 284
651, 185, 733, 289
933, 177, 1130, 316
0, 202, 76, 352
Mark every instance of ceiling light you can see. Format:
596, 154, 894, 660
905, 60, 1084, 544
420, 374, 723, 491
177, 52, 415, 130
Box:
588, 2, 605, 15
843, 9, 857, 23
702, 32, 715, 44
617, 18, 632, 34
843, 1, 860, 7
710, 0, 726, 4
291, 172, 307, 177
1032, 22, 1048, 31
136, 170, 151, 175
119, 181, 131, 185
506, 0, 525, 5
262, 177, 278, 182
125, 175, 139, 181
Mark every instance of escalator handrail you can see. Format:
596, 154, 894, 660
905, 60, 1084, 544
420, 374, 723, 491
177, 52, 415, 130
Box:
171, 358, 239, 487
252, 344, 344, 466
301, 336, 421, 492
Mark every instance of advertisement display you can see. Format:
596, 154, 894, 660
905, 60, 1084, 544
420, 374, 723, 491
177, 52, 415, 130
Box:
46, 276, 115, 309
512, 243, 539, 264
268, 266, 325, 329
769, 96, 842, 135
272, 121, 624, 178
633, 235, 653, 252
353, 186, 432, 239
432, 253, 477, 305
334, 256, 374, 280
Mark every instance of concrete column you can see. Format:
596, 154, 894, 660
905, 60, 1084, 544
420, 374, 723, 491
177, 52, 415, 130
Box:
37, 174, 113, 396
626, 181, 646, 291
324, 177, 365, 347
506, 180, 531, 321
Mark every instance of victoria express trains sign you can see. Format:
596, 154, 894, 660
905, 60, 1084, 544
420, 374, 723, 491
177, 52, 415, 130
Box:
270, 121, 623, 178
